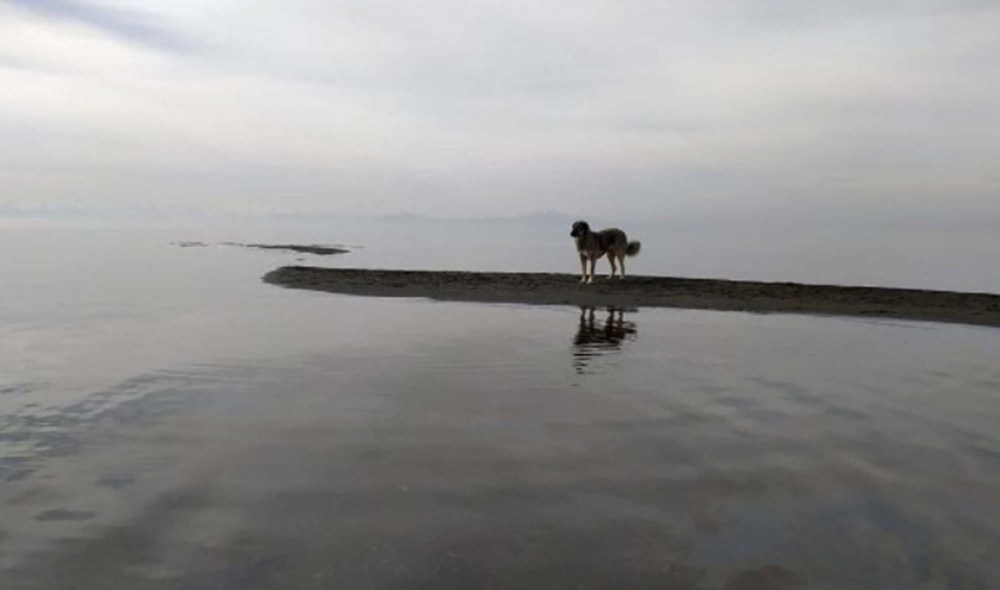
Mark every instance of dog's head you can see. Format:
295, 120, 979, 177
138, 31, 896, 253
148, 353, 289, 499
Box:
570, 220, 589, 238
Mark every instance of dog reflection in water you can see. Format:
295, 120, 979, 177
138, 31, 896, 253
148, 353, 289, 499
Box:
572, 307, 637, 374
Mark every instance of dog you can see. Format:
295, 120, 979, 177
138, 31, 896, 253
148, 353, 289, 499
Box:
570, 220, 641, 283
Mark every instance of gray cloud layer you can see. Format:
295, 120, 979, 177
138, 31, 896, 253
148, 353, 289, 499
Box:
1, 0, 997, 223
4, 0, 199, 52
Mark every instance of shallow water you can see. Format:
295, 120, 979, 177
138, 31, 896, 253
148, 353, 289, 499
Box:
1, 229, 999, 589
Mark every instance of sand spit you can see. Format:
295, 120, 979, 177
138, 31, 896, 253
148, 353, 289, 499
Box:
264, 266, 1000, 328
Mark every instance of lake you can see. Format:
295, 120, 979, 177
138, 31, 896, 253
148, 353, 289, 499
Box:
1, 227, 998, 589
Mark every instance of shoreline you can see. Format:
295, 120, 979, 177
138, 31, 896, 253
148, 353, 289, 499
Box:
263, 266, 1000, 328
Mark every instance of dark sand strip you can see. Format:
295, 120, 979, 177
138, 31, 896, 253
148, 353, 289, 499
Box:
264, 266, 1000, 328
225, 243, 349, 255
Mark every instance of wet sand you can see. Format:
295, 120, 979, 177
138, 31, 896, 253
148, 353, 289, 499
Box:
264, 266, 1000, 328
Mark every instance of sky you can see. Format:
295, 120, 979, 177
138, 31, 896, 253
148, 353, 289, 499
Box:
1, 0, 997, 224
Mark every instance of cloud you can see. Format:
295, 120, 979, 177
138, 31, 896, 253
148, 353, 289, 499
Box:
3, 0, 199, 53
0, 0, 997, 222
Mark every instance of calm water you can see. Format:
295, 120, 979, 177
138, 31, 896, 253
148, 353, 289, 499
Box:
1, 228, 999, 589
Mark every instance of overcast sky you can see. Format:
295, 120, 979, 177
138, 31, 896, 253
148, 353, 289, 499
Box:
1, 0, 997, 222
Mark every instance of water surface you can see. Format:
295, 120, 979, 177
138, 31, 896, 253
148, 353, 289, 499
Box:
1, 229, 998, 589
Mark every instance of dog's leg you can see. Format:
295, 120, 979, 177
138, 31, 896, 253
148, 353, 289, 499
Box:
618, 253, 626, 279
608, 254, 617, 280
579, 253, 588, 283
588, 256, 596, 284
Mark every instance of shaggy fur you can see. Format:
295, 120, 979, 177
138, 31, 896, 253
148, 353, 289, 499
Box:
570, 220, 641, 283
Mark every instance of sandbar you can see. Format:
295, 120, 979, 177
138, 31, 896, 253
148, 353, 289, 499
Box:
264, 266, 1000, 328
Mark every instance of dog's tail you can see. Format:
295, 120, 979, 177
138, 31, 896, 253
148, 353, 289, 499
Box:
625, 241, 641, 257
